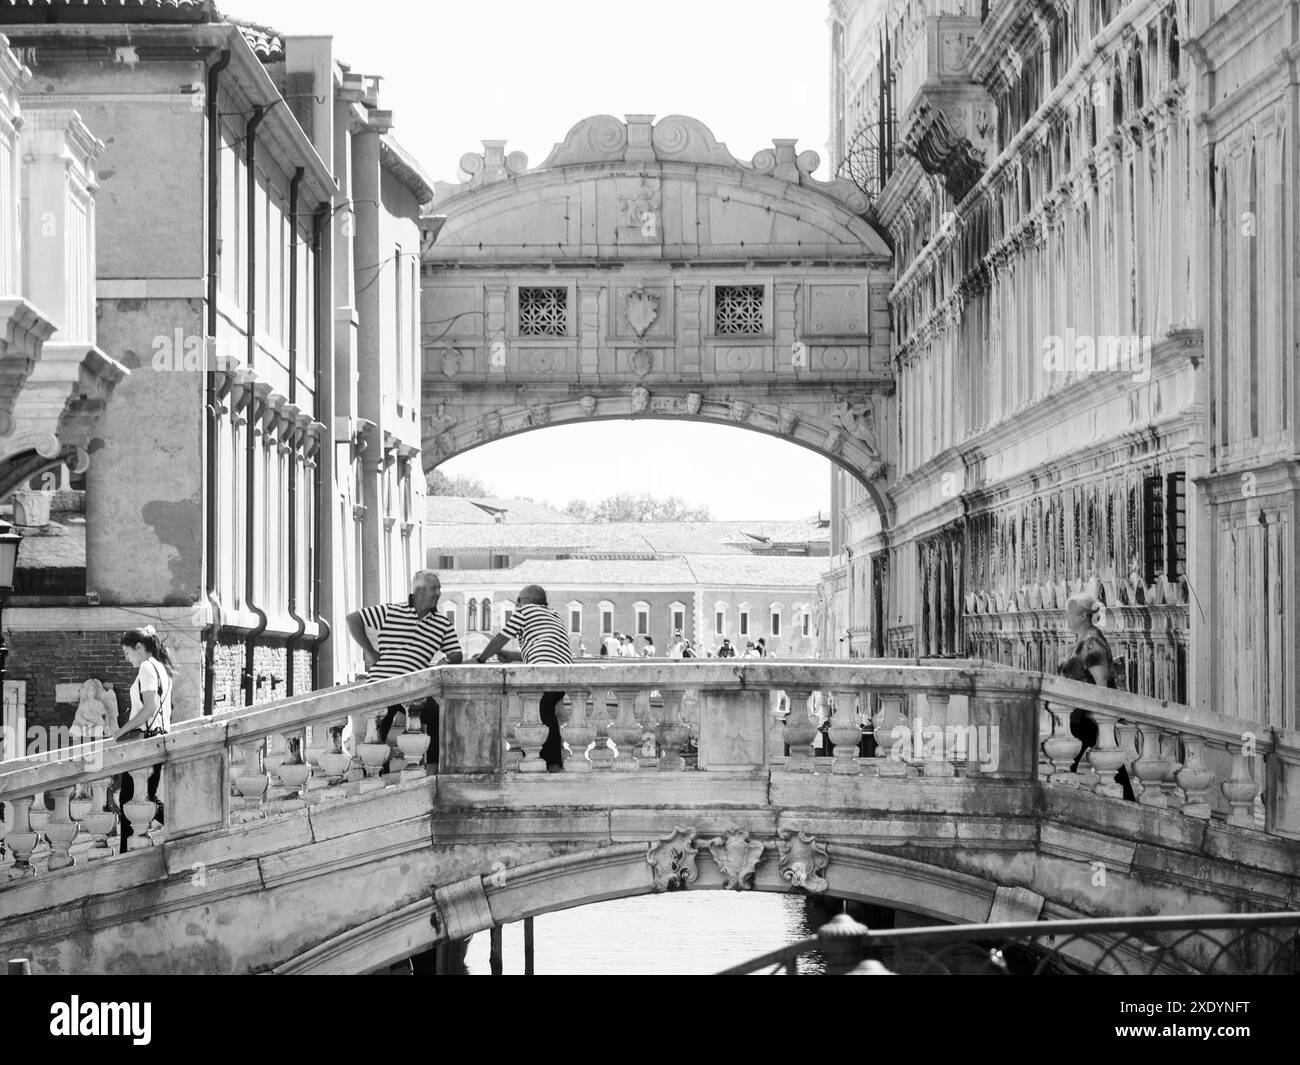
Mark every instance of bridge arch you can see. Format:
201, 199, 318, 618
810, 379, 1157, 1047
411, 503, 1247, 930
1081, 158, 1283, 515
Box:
419, 113, 898, 528
277, 841, 1160, 975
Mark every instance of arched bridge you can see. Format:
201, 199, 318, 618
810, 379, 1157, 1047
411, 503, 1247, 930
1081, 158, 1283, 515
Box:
2, 662, 1298, 974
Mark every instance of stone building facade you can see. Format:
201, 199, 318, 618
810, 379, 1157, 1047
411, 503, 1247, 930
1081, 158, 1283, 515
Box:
0, 3, 428, 746
821, 0, 1296, 725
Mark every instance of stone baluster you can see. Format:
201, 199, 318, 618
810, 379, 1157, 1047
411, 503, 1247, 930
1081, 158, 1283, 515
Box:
828, 687, 862, 774
68, 784, 95, 864
1131, 724, 1174, 807
1041, 702, 1082, 785
561, 689, 594, 773
44, 786, 80, 871
263, 732, 288, 792
589, 690, 615, 771
608, 689, 642, 772
921, 692, 955, 778
395, 706, 431, 779
781, 688, 818, 771
121, 768, 160, 849
1114, 722, 1143, 802
1158, 732, 1185, 809
875, 692, 908, 778
1037, 699, 1055, 779
80, 779, 118, 859
346, 709, 371, 782
1175, 735, 1214, 819
304, 721, 330, 797
636, 690, 660, 771
356, 713, 392, 785
231, 740, 268, 819
1221, 739, 1260, 829
655, 689, 690, 771
1084, 712, 1126, 798
5, 796, 38, 879
275, 731, 312, 802
512, 689, 550, 774
314, 724, 353, 792
28, 795, 51, 863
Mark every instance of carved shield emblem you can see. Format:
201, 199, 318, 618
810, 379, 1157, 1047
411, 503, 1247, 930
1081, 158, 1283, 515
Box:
707, 829, 766, 891
626, 288, 659, 337
629, 348, 652, 377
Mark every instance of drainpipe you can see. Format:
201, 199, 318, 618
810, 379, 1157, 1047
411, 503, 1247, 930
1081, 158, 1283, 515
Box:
306, 202, 332, 677
284, 167, 307, 696
202, 48, 231, 717
242, 105, 270, 707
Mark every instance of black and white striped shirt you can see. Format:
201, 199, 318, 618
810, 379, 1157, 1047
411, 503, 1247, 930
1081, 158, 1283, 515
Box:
503, 604, 573, 665
360, 603, 461, 680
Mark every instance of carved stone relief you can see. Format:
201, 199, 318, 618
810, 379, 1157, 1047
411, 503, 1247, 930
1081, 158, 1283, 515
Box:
707, 829, 766, 891
647, 827, 700, 892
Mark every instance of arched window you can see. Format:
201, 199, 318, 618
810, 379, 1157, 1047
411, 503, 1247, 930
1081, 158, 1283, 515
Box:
1168, 18, 1181, 82
566, 600, 583, 635
1112, 74, 1124, 127
633, 601, 650, 637
598, 600, 615, 635
467, 598, 477, 630
738, 602, 751, 637
480, 597, 492, 632
714, 601, 727, 636
769, 603, 783, 639
444, 603, 458, 631
1131, 50, 1143, 110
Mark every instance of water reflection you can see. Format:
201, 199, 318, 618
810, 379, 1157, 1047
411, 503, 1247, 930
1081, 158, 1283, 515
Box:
463, 892, 826, 975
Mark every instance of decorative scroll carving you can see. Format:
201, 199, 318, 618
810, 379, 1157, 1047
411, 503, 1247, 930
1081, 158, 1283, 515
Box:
647, 827, 700, 892
777, 830, 829, 893
707, 829, 766, 891
833, 395, 880, 458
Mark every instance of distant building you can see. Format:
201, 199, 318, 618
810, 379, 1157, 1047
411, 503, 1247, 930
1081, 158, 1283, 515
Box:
427, 497, 830, 656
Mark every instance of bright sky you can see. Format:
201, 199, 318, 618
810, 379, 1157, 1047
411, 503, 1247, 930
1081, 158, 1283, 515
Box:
224, 0, 835, 520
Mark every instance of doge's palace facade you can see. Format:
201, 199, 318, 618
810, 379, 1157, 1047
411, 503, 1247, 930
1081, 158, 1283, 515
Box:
823, 0, 1297, 727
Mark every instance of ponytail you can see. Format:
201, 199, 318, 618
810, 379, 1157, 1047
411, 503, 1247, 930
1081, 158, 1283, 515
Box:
121, 625, 175, 674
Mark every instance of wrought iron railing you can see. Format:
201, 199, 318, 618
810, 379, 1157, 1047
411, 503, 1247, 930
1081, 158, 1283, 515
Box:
719, 911, 1300, 975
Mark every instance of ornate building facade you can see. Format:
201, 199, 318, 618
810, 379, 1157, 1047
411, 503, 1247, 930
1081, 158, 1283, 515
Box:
822, 0, 1297, 726
0, 2, 428, 743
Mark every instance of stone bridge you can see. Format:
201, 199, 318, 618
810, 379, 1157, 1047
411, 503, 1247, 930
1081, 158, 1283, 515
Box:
419, 114, 897, 523
1, 662, 1298, 974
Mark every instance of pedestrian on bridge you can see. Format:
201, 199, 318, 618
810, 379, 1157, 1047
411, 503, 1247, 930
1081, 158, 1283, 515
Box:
473, 584, 571, 772
346, 570, 462, 765
1059, 592, 1135, 801
115, 625, 175, 852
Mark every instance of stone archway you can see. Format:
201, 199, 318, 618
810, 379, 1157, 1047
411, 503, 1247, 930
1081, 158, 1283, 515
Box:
419, 114, 897, 527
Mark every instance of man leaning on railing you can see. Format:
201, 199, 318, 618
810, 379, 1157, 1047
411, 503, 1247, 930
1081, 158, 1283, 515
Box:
345, 570, 462, 767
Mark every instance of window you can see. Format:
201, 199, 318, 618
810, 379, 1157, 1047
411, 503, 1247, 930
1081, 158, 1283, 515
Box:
437, 555, 454, 570
669, 602, 686, 636
634, 601, 650, 636
1143, 472, 1187, 584
567, 601, 583, 634
714, 284, 765, 335
480, 598, 493, 632
491, 554, 509, 570
770, 605, 782, 638
739, 603, 750, 637
519, 286, 567, 336
467, 598, 477, 630
802, 608, 811, 637
395, 247, 404, 403
503, 608, 513, 629
714, 603, 726, 635
599, 601, 614, 635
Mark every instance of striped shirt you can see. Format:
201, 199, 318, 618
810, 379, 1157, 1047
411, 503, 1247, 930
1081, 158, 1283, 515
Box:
502, 604, 573, 665
360, 603, 461, 680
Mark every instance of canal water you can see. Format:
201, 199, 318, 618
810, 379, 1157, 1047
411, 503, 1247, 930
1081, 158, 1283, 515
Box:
462, 892, 828, 975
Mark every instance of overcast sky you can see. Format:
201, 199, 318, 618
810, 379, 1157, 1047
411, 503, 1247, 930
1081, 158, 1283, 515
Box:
225, 0, 835, 519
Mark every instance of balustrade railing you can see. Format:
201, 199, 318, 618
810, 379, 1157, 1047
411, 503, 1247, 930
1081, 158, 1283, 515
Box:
2, 659, 1298, 885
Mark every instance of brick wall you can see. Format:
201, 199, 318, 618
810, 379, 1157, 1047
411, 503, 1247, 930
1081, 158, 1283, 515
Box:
5, 629, 133, 738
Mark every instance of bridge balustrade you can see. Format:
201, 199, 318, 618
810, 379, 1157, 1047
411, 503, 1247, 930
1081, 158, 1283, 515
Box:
2, 660, 1297, 885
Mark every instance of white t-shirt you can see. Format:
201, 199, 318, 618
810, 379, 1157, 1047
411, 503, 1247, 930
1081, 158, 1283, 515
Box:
129, 658, 173, 734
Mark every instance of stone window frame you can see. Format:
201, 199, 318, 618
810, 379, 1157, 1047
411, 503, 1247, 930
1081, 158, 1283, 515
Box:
668, 601, 687, 637
598, 600, 615, 635
633, 601, 650, 637
444, 602, 458, 631
566, 600, 584, 635
513, 280, 577, 339
769, 602, 783, 639
738, 602, 751, 637
714, 601, 727, 635
709, 280, 771, 338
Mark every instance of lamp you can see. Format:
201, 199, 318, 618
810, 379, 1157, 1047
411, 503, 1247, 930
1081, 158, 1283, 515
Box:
0, 517, 22, 704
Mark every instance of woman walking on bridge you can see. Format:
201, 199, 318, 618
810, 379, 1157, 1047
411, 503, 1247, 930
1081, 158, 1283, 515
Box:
114, 626, 175, 851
